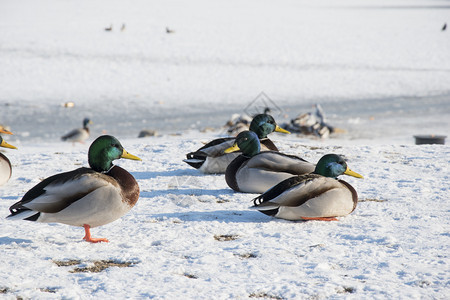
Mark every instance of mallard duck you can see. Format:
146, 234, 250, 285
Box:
224, 130, 315, 193
252, 154, 363, 221
61, 118, 92, 144
183, 114, 290, 174
7, 135, 141, 243
0, 133, 17, 186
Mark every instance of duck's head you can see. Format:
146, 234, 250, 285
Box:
88, 135, 141, 172
224, 130, 260, 157
83, 118, 93, 128
249, 114, 290, 139
314, 154, 363, 179
0, 136, 17, 150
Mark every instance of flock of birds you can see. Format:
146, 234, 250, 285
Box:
184, 114, 363, 221
0, 114, 363, 243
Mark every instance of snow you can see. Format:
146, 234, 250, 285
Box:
0, 0, 450, 299
1, 137, 449, 299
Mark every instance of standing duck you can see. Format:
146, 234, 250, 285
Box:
252, 154, 363, 221
0, 132, 17, 186
183, 114, 290, 174
61, 118, 92, 145
7, 135, 141, 243
224, 130, 315, 193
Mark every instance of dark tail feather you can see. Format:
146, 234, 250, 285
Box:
258, 208, 279, 217
183, 152, 206, 169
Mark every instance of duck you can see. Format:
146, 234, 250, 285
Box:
224, 130, 315, 193
0, 132, 18, 186
7, 135, 141, 243
251, 154, 363, 221
61, 118, 92, 144
183, 114, 290, 174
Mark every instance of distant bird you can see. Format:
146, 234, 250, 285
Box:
225, 113, 252, 136
105, 24, 113, 31
138, 129, 157, 138
7, 135, 141, 243
442, 23, 447, 31
252, 154, 363, 221
121, 23, 126, 31
61, 118, 92, 145
166, 27, 175, 34
0, 132, 17, 186
224, 130, 315, 194
183, 114, 290, 174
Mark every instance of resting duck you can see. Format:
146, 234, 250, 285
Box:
61, 118, 92, 144
224, 130, 315, 193
183, 114, 290, 174
252, 154, 363, 221
0, 132, 17, 186
7, 135, 141, 243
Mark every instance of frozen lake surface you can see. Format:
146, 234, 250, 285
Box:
2, 93, 450, 145
1, 0, 449, 144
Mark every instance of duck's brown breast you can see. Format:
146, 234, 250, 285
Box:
107, 166, 140, 207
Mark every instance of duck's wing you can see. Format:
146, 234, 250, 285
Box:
7, 168, 117, 220
184, 137, 238, 169
189, 137, 236, 157
246, 151, 315, 175
252, 174, 337, 209
61, 128, 83, 141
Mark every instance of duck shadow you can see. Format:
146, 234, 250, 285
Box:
132, 169, 222, 180
150, 210, 271, 223
140, 188, 233, 198
0, 236, 33, 245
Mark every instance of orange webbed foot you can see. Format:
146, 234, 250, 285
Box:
83, 236, 109, 243
301, 217, 338, 221
82, 224, 109, 243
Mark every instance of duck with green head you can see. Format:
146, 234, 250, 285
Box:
183, 114, 290, 174
7, 135, 141, 243
0, 130, 18, 186
252, 154, 363, 221
61, 117, 93, 145
224, 130, 315, 193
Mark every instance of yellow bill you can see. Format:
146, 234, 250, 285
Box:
0, 128, 13, 135
121, 149, 142, 161
344, 166, 364, 179
275, 125, 290, 134
0, 139, 17, 150
224, 143, 240, 154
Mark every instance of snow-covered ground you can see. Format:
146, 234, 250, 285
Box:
0, 136, 449, 299
1, 0, 449, 299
